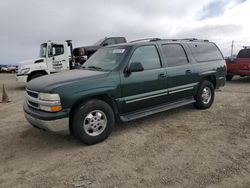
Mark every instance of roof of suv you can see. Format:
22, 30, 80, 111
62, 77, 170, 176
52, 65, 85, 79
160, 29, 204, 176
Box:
106, 38, 211, 48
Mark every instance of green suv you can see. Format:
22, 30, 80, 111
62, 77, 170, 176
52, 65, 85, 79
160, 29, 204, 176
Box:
24, 38, 226, 145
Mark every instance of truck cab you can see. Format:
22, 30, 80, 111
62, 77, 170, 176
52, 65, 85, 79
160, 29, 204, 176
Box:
226, 46, 250, 80
16, 40, 74, 82
16, 37, 127, 83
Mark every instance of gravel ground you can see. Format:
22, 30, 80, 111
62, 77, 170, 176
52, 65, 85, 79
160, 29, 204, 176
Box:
0, 73, 249, 188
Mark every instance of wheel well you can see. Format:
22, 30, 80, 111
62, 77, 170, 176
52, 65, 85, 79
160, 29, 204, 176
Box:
201, 75, 216, 88
69, 95, 119, 134
27, 70, 48, 82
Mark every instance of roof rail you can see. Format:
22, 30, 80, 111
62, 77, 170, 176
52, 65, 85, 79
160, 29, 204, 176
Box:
130, 38, 209, 43
181, 38, 198, 41
130, 38, 161, 43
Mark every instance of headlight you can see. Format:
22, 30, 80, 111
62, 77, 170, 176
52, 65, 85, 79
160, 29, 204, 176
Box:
20, 68, 30, 74
38, 93, 60, 101
38, 93, 62, 112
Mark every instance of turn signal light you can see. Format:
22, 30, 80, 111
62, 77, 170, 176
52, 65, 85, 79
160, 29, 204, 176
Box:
50, 106, 62, 112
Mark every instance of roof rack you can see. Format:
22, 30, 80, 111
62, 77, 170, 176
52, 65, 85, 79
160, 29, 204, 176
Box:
130, 38, 209, 43
130, 38, 161, 43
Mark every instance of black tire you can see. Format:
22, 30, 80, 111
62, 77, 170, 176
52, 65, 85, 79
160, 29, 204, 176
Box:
194, 81, 215, 109
71, 99, 115, 145
226, 75, 234, 81
28, 73, 44, 82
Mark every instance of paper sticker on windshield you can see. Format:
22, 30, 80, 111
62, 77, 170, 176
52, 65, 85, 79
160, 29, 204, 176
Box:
113, 49, 125, 53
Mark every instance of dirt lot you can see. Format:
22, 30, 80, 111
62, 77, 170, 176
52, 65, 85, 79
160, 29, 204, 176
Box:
0, 73, 249, 188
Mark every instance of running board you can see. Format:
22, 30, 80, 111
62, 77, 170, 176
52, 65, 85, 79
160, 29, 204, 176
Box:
120, 97, 195, 122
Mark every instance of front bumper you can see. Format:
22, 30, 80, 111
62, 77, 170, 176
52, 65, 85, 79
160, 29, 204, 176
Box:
16, 74, 28, 82
25, 112, 69, 134
23, 102, 70, 134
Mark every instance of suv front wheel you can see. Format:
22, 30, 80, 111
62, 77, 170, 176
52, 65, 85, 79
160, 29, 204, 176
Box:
194, 81, 215, 109
71, 100, 115, 145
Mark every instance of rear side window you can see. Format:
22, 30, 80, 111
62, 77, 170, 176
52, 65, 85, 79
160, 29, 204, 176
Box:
237, 49, 250, 58
129, 45, 161, 70
161, 44, 189, 67
187, 42, 223, 62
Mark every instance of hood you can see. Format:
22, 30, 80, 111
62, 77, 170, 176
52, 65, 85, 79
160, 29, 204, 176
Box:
27, 69, 109, 92
17, 58, 45, 67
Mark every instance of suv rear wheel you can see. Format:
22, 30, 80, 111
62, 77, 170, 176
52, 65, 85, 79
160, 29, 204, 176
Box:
194, 81, 214, 109
71, 100, 115, 145
27, 73, 44, 82
226, 75, 234, 81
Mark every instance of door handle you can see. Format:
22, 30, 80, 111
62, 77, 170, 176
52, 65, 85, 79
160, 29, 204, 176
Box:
185, 70, 192, 74
159, 73, 167, 78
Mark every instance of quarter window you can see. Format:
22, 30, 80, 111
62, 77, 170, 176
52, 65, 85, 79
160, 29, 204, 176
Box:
129, 45, 161, 70
187, 42, 223, 62
161, 44, 188, 67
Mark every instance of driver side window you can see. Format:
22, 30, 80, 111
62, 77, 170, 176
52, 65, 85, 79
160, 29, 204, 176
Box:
48, 45, 64, 56
129, 45, 161, 70
102, 38, 116, 46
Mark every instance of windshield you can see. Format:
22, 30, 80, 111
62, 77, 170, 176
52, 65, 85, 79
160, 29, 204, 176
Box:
94, 38, 106, 45
40, 43, 47, 57
84, 47, 129, 71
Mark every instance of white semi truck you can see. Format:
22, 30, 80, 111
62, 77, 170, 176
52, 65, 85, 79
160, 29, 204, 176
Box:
16, 37, 127, 82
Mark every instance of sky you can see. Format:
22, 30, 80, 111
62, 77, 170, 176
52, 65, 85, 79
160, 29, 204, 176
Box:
0, 0, 250, 64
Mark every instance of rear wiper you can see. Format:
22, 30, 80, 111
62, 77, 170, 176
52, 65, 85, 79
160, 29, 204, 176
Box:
87, 66, 103, 70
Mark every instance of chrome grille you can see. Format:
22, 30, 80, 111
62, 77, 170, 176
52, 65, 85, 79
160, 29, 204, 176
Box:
26, 89, 39, 109
27, 90, 38, 98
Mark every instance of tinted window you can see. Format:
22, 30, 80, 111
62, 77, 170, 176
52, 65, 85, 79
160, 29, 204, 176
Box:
52, 45, 64, 56
161, 44, 188, 67
115, 38, 126, 44
129, 45, 161, 70
237, 49, 250, 58
187, 42, 223, 62
103, 38, 116, 45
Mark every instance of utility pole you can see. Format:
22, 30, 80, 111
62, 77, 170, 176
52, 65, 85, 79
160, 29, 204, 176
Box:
230, 40, 234, 58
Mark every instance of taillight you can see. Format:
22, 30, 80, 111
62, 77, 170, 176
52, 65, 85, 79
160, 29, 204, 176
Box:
224, 60, 227, 72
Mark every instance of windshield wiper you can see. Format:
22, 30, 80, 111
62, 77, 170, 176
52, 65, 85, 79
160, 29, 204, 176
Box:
87, 66, 103, 70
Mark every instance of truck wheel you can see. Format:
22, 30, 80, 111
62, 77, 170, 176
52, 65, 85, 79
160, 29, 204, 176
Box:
72, 100, 115, 145
28, 73, 44, 82
194, 81, 214, 109
226, 75, 234, 81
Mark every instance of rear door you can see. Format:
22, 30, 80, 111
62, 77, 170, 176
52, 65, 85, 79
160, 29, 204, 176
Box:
160, 43, 198, 101
120, 45, 168, 114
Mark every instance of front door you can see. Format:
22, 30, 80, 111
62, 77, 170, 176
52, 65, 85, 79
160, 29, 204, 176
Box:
120, 45, 168, 114
47, 44, 69, 73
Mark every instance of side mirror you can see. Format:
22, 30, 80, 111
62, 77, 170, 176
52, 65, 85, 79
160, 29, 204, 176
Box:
126, 62, 144, 73
102, 42, 108, 46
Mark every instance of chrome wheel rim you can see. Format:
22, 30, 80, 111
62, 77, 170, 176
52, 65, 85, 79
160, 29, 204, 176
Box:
83, 110, 107, 136
201, 87, 211, 104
